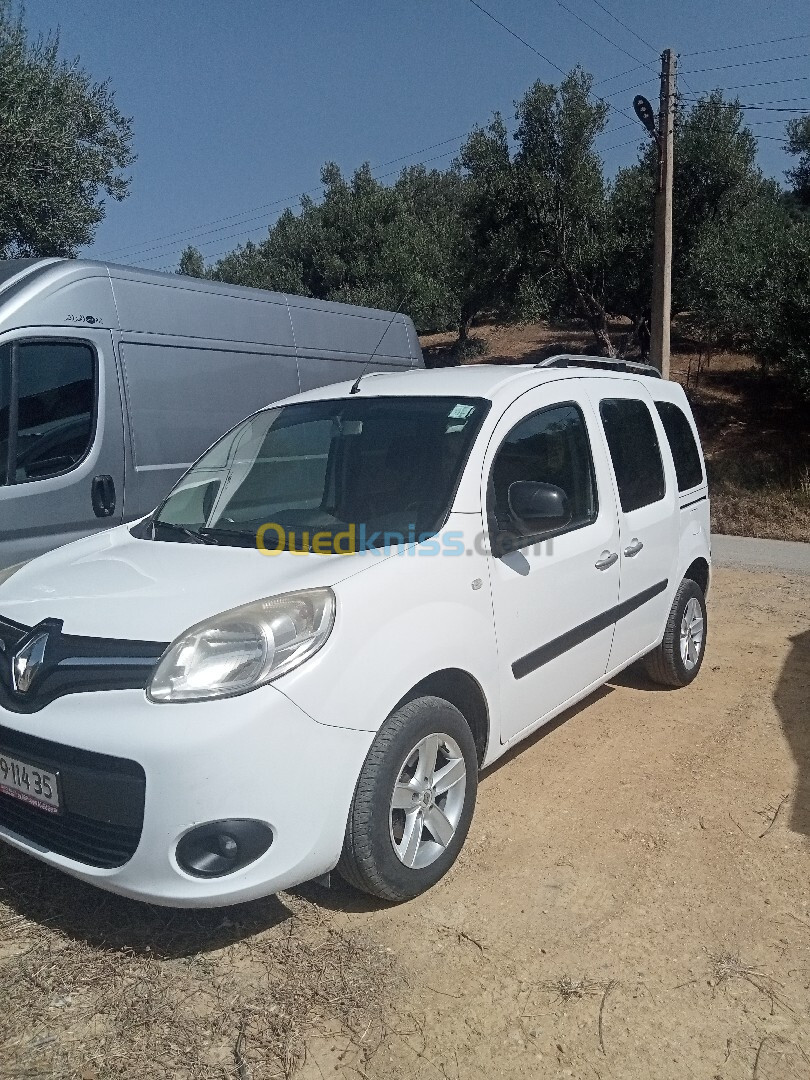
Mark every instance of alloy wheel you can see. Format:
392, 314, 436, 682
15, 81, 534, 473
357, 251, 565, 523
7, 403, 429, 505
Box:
680, 596, 704, 670
389, 733, 467, 869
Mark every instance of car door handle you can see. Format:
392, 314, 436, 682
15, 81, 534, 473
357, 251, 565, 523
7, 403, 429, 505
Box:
595, 550, 618, 570
624, 538, 644, 557
92, 474, 116, 518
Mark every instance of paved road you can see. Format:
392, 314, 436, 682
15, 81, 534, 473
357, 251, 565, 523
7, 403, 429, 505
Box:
712, 534, 810, 575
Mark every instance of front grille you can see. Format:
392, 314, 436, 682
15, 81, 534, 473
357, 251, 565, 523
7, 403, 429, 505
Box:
0, 725, 145, 869
0, 793, 141, 868
0, 613, 167, 715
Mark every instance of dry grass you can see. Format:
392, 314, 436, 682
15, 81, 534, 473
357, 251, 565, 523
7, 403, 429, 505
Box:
709, 482, 810, 543
0, 846, 398, 1080
707, 951, 789, 1015
544, 975, 603, 1004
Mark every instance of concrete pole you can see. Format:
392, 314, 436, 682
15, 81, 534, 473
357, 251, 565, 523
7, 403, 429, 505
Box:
650, 48, 675, 379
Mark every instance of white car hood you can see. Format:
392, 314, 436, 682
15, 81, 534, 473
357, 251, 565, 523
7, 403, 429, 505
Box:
0, 524, 389, 642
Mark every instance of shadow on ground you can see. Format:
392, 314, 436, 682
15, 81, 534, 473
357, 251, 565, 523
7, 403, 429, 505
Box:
609, 662, 674, 692
0, 842, 293, 957
773, 627, 810, 838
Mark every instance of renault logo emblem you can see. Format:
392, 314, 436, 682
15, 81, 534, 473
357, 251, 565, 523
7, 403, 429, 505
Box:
12, 631, 49, 694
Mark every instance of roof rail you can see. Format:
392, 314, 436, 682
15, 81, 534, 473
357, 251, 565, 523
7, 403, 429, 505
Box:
536, 354, 662, 379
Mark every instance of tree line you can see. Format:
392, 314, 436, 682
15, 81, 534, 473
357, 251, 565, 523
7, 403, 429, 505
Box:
1, 0, 807, 398
180, 70, 810, 396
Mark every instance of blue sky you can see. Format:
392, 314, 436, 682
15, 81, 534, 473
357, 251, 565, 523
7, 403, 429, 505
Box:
24, 0, 810, 271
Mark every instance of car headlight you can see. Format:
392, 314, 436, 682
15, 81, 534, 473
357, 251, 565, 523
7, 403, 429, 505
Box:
147, 588, 335, 703
0, 562, 28, 589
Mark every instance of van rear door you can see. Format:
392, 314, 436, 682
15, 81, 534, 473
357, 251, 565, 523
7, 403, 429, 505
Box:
0, 329, 125, 568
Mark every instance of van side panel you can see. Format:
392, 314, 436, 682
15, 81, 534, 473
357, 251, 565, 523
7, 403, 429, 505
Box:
109, 275, 295, 348
0, 269, 118, 337
118, 340, 300, 517
287, 302, 414, 363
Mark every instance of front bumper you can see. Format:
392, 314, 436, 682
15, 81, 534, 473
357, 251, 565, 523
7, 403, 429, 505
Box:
0, 687, 373, 907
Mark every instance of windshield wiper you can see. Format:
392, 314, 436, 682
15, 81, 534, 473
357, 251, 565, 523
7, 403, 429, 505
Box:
197, 526, 257, 548
151, 520, 217, 545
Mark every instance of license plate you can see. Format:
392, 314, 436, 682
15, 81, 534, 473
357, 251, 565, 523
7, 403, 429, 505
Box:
0, 751, 60, 814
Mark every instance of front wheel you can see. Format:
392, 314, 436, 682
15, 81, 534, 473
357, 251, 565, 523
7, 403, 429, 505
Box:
338, 696, 478, 901
644, 577, 707, 687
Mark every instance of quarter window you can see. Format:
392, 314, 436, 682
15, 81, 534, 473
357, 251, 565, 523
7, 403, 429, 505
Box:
655, 401, 703, 492
599, 398, 666, 513
490, 403, 598, 545
0, 341, 96, 486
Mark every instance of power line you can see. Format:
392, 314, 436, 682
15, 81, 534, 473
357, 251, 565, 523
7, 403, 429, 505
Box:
610, 73, 810, 99
679, 94, 810, 107
97, 133, 471, 261
97, 188, 322, 259
172, 125, 792, 270
552, 0, 649, 65
464, 0, 567, 76
605, 78, 657, 99
594, 61, 651, 87
584, 0, 657, 54
601, 135, 645, 152
127, 148, 466, 267
689, 104, 808, 115
464, 0, 638, 125
681, 33, 810, 57
597, 119, 640, 137
700, 75, 810, 92
681, 51, 810, 75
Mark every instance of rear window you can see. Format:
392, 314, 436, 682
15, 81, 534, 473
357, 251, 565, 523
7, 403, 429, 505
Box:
599, 397, 666, 513
655, 401, 703, 492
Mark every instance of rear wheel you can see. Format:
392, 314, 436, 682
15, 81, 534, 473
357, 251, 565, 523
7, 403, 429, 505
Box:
644, 577, 707, 687
338, 696, 478, 901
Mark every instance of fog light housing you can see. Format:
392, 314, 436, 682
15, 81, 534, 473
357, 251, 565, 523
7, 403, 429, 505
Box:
175, 819, 273, 878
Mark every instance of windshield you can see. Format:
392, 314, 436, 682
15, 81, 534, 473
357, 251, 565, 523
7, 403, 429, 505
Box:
151, 396, 489, 551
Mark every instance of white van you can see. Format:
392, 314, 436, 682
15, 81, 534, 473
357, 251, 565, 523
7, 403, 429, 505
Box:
0, 259, 422, 568
0, 358, 710, 906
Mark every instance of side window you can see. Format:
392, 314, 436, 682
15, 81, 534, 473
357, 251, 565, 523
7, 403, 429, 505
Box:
655, 401, 703, 492
599, 397, 666, 513
491, 403, 598, 545
0, 341, 96, 486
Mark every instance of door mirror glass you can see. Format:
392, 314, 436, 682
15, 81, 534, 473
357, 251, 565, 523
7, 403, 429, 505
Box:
508, 481, 571, 534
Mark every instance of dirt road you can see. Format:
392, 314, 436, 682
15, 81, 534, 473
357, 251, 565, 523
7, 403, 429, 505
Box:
1, 567, 808, 1080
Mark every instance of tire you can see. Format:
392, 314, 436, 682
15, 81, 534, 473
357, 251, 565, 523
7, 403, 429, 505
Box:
338, 695, 478, 901
644, 577, 707, 688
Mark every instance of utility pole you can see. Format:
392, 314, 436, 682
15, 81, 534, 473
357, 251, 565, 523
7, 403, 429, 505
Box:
650, 48, 675, 379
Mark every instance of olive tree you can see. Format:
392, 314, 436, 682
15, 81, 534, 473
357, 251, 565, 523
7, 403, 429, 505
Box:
0, 2, 134, 257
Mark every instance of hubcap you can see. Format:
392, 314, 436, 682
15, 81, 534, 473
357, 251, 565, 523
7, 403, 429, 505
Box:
389, 733, 467, 869
680, 597, 704, 671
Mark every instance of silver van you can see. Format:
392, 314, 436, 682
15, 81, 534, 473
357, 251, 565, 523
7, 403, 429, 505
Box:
0, 259, 423, 568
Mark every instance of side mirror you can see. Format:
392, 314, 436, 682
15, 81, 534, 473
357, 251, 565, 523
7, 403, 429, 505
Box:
507, 481, 571, 534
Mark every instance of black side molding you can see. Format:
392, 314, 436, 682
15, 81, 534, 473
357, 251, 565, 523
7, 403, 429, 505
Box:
680, 495, 707, 510
512, 579, 668, 680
